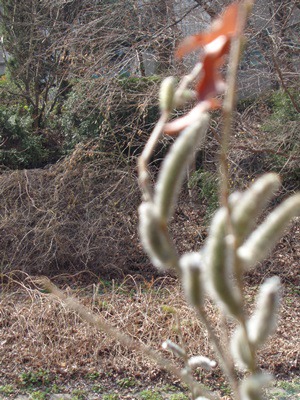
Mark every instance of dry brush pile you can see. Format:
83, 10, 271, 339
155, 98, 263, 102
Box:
0, 113, 298, 283
0, 149, 147, 278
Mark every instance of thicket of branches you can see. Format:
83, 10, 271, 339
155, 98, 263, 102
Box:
0, 0, 299, 159
0, 150, 147, 276
0, 0, 299, 276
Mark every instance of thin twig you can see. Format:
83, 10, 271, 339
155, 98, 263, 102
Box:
138, 111, 170, 202
196, 306, 240, 400
220, 1, 259, 381
38, 277, 218, 400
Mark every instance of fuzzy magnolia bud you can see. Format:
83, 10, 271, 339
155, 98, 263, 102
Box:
154, 114, 209, 222
231, 326, 254, 370
174, 89, 196, 107
205, 208, 243, 318
139, 202, 179, 271
240, 373, 273, 400
188, 356, 217, 371
159, 76, 176, 112
162, 339, 186, 358
229, 191, 243, 208
247, 277, 281, 347
231, 173, 281, 242
238, 193, 300, 268
180, 252, 203, 307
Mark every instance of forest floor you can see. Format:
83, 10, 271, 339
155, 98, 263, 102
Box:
0, 97, 299, 399
0, 218, 299, 400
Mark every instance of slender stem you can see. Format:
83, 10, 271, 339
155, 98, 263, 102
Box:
220, 0, 254, 211
174, 62, 202, 106
138, 110, 170, 202
220, 0, 253, 300
196, 306, 240, 400
39, 278, 218, 400
220, 0, 260, 385
271, 52, 300, 113
216, 4, 258, 398
221, 13, 245, 210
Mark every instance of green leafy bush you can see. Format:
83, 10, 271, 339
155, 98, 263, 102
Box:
189, 169, 219, 220
0, 104, 50, 169
0, 72, 163, 169
267, 90, 300, 123
53, 76, 161, 161
54, 85, 105, 151
262, 90, 299, 151
260, 90, 300, 192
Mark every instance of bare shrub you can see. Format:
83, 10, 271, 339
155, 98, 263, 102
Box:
0, 149, 148, 277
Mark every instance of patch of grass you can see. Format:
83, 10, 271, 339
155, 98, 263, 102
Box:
0, 384, 15, 396
289, 285, 300, 296
1, 274, 299, 395
219, 382, 232, 397
117, 377, 137, 388
19, 370, 51, 388
49, 384, 62, 394
85, 371, 100, 380
161, 384, 179, 392
92, 384, 104, 393
102, 394, 119, 400
71, 389, 87, 400
161, 305, 176, 315
169, 394, 189, 400
189, 169, 219, 222
98, 279, 114, 292
30, 391, 47, 400
267, 90, 300, 123
271, 380, 300, 399
138, 390, 163, 400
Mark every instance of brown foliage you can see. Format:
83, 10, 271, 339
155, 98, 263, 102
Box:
0, 148, 152, 277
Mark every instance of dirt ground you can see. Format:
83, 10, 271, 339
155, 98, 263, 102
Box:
0, 218, 299, 399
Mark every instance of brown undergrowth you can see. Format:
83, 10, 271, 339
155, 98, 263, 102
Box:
0, 98, 299, 394
0, 239, 299, 388
0, 95, 298, 279
0, 147, 152, 278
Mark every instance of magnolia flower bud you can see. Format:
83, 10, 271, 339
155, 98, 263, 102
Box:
159, 76, 176, 112
162, 339, 186, 358
231, 173, 281, 241
188, 356, 217, 371
231, 326, 253, 370
240, 373, 273, 400
238, 193, 300, 268
247, 277, 281, 347
138, 202, 179, 271
180, 252, 203, 307
174, 89, 196, 107
229, 191, 242, 208
205, 208, 243, 318
154, 114, 209, 222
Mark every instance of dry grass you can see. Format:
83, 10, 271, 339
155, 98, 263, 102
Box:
0, 261, 299, 389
